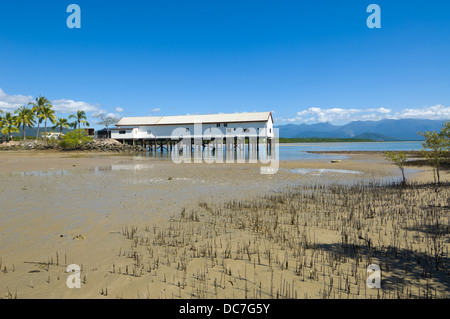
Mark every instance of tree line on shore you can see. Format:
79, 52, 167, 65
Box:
1, 95, 449, 182
0, 94, 120, 142
0, 95, 91, 141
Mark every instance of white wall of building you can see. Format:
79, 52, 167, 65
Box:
111, 121, 274, 140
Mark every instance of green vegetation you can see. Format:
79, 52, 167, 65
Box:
12, 136, 35, 141
442, 121, 450, 141
419, 121, 450, 185
52, 117, 71, 133
69, 110, 90, 129
28, 95, 53, 140
59, 129, 93, 150
40, 104, 57, 134
0, 94, 92, 144
1, 112, 19, 141
14, 106, 35, 140
384, 151, 407, 185
279, 137, 374, 143
0, 110, 4, 140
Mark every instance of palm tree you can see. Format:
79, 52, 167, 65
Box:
40, 104, 57, 134
0, 110, 4, 140
28, 95, 53, 140
69, 121, 78, 129
1, 112, 19, 141
52, 117, 70, 133
15, 106, 36, 140
69, 110, 90, 129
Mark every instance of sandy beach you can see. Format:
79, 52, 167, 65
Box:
0, 151, 448, 299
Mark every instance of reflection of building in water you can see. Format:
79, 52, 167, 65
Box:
89, 165, 157, 174
110, 112, 276, 161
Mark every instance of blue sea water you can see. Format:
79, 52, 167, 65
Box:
279, 141, 424, 161
2, 141, 426, 179
80, 141, 424, 162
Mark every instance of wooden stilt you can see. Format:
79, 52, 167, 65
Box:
270, 138, 273, 156
257, 137, 259, 154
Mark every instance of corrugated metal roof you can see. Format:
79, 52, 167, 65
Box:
116, 112, 272, 126
115, 116, 162, 126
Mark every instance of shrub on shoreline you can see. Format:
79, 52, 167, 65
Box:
58, 129, 92, 150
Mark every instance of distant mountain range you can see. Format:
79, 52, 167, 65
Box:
8, 119, 446, 142
276, 119, 446, 141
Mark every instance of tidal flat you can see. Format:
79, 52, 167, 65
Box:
0, 151, 448, 299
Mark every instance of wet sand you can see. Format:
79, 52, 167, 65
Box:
0, 151, 447, 298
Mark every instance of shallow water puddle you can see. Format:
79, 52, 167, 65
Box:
90, 164, 156, 173
287, 168, 364, 175
6, 169, 72, 177
3, 163, 157, 178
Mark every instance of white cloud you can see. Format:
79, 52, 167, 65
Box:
0, 89, 105, 114
0, 88, 33, 111
296, 107, 383, 123
151, 108, 161, 113
0, 89, 127, 129
101, 112, 121, 120
275, 117, 297, 123
107, 113, 121, 119
392, 104, 450, 120
280, 104, 450, 124
92, 111, 121, 120
52, 99, 102, 114
374, 107, 392, 114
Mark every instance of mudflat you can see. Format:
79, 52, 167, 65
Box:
0, 151, 448, 299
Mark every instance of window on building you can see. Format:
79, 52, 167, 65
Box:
119, 130, 126, 135
216, 123, 221, 127
186, 128, 189, 132
224, 123, 228, 127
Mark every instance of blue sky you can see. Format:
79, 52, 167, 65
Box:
1, 0, 450, 128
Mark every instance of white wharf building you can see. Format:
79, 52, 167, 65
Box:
112, 112, 273, 140
111, 112, 274, 153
